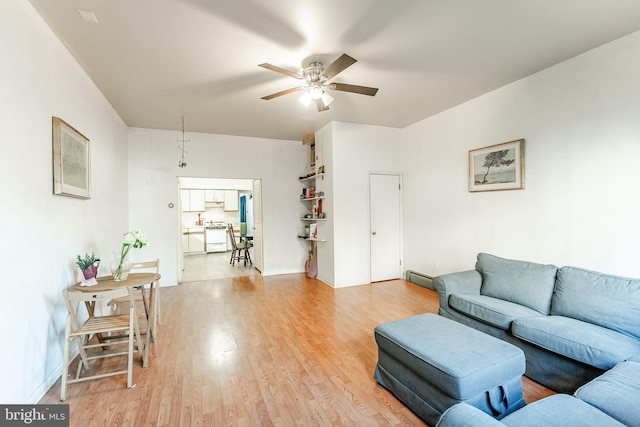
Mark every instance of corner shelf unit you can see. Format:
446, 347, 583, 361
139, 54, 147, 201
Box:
299, 173, 326, 241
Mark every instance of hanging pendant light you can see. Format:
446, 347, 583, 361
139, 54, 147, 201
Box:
177, 115, 189, 168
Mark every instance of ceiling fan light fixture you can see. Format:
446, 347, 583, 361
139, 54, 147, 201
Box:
299, 91, 312, 107
320, 91, 334, 107
309, 85, 324, 100
260, 54, 378, 111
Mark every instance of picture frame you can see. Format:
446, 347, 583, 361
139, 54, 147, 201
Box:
469, 139, 524, 192
52, 117, 91, 199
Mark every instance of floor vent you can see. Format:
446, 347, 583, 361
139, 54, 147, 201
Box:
405, 270, 434, 290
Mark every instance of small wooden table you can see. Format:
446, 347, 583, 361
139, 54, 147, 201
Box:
73, 272, 160, 367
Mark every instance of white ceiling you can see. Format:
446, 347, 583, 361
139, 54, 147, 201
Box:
29, 0, 640, 142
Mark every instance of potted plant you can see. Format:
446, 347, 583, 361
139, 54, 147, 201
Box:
76, 252, 100, 280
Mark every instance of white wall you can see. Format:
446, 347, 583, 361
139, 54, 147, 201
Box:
0, 2, 129, 403
325, 122, 402, 287
402, 30, 640, 278
315, 124, 334, 285
127, 128, 309, 281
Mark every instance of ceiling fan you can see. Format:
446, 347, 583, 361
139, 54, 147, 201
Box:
259, 53, 378, 112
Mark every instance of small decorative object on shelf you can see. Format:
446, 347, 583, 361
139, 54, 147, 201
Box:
111, 229, 148, 281
76, 252, 100, 280
301, 187, 315, 199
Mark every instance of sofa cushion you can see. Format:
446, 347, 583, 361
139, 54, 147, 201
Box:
574, 360, 640, 426
500, 394, 625, 427
512, 316, 640, 369
551, 266, 640, 339
449, 294, 543, 331
476, 253, 558, 315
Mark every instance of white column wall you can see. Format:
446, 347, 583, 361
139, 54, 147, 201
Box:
401, 30, 640, 278
329, 122, 402, 288
0, 2, 129, 403
127, 128, 308, 282
315, 125, 335, 285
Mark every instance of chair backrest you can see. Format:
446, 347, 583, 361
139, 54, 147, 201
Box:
130, 259, 159, 273
227, 224, 238, 250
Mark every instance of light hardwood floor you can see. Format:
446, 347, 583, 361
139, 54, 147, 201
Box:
180, 251, 256, 283
40, 274, 554, 426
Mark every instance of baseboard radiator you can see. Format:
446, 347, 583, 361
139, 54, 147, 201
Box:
405, 270, 435, 290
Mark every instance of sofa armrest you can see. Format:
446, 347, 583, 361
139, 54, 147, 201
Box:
433, 270, 482, 312
436, 403, 505, 427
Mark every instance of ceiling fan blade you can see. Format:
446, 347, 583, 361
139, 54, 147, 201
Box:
315, 99, 329, 112
328, 83, 378, 96
258, 63, 303, 80
321, 53, 357, 80
261, 87, 304, 100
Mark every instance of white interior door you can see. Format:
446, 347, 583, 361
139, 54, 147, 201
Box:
370, 174, 401, 282
252, 179, 264, 272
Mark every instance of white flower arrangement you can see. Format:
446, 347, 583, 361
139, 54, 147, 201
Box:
113, 229, 149, 280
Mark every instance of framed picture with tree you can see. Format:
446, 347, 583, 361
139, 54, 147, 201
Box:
469, 139, 524, 192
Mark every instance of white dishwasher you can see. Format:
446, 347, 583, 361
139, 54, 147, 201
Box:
205, 224, 227, 253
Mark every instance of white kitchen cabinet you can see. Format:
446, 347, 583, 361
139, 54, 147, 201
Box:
185, 227, 205, 253
205, 189, 224, 203
181, 189, 206, 212
190, 189, 205, 211
224, 190, 239, 211
180, 189, 190, 212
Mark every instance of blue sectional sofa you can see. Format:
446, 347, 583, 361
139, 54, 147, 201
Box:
434, 253, 640, 393
436, 356, 640, 426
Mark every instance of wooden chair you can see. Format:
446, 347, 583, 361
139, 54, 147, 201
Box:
61, 287, 137, 401
228, 223, 252, 266
109, 259, 161, 341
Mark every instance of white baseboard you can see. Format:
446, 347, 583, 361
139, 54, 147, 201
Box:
29, 348, 79, 404
261, 268, 305, 277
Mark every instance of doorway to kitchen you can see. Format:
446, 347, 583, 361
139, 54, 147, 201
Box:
178, 177, 261, 283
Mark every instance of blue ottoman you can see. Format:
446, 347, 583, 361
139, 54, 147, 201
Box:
374, 313, 526, 426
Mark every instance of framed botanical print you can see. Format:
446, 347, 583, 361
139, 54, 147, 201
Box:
469, 139, 524, 192
52, 117, 91, 199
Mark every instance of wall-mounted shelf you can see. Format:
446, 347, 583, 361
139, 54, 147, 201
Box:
299, 173, 325, 183
298, 236, 327, 242
300, 196, 325, 202
300, 217, 326, 221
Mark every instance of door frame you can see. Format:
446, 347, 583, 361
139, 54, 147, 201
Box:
176, 177, 261, 282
